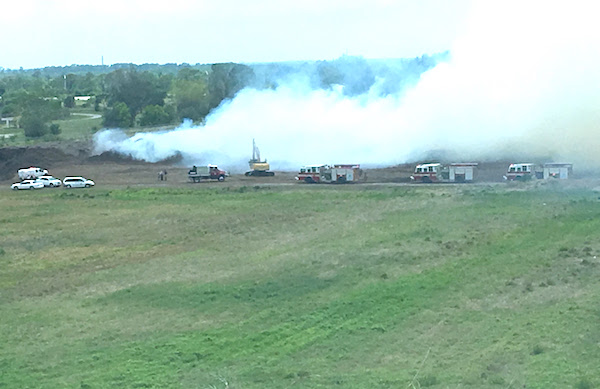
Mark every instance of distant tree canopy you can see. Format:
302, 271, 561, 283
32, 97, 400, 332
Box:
103, 68, 171, 118
138, 104, 174, 127
208, 63, 256, 110
0, 54, 448, 131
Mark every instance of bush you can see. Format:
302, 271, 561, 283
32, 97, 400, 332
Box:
63, 95, 75, 108
138, 104, 173, 126
103, 102, 132, 128
49, 123, 61, 135
21, 114, 48, 137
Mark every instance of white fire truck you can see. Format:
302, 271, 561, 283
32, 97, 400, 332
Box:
296, 164, 364, 183
411, 163, 477, 183
504, 162, 573, 181
504, 163, 537, 181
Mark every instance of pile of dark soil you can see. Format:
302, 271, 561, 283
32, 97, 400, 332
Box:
0, 147, 82, 180
0, 144, 170, 181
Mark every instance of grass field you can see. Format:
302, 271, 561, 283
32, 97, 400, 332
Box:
1, 183, 599, 388
0, 107, 102, 146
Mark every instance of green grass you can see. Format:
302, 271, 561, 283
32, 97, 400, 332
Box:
0, 107, 102, 146
52, 108, 103, 141
1, 185, 599, 388
0, 106, 180, 147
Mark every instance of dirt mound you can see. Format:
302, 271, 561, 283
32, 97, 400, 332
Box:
0, 144, 176, 181
87, 150, 183, 165
0, 147, 82, 180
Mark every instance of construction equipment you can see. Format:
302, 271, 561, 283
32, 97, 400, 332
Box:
245, 139, 274, 176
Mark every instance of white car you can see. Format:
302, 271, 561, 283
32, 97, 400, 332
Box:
11, 180, 45, 190
36, 175, 62, 187
63, 176, 95, 188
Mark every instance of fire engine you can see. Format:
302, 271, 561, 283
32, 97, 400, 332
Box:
296, 164, 364, 183
411, 163, 477, 183
504, 162, 573, 181
504, 163, 537, 181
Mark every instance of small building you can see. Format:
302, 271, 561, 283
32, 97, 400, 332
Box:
543, 163, 572, 179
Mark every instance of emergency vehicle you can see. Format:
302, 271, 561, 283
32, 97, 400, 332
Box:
411, 163, 477, 183
296, 164, 364, 183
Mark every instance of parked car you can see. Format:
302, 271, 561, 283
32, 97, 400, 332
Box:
63, 176, 95, 188
11, 180, 45, 190
36, 175, 62, 187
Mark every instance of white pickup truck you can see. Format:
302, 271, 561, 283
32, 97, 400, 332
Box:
18, 167, 49, 180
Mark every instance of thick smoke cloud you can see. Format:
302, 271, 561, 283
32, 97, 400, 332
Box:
94, 1, 600, 171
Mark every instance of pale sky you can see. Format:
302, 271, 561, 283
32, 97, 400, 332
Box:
1, 0, 472, 69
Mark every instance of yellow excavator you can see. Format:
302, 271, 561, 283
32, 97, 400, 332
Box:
245, 139, 275, 176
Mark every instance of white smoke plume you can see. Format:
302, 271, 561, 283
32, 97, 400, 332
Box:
94, 0, 600, 171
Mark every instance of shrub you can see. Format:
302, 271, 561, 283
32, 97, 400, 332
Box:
531, 345, 544, 355
49, 123, 61, 135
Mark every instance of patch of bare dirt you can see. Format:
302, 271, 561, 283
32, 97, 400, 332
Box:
2, 144, 599, 189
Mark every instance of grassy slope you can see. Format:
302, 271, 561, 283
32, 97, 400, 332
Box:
0, 184, 599, 388
0, 107, 102, 146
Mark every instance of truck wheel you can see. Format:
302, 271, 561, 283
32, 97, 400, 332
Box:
218, 175, 225, 182
85, 184, 91, 188
336, 176, 347, 184
422, 176, 432, 183
304, 177, 314, 184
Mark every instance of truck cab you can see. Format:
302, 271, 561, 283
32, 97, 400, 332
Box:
188, 164, 228, 182
296, 164, 329, 183
505, 163, 536, 181
411, 163, 443, 183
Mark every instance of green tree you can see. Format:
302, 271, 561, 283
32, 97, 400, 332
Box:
63, 95, 75, 108
138, 104, 173, 126
208, 63, 255, 110
21, 114, 48, 137
49, 123, 61, 135
20, 96, 68, 137
171, 78, 210, 122
104, 68, 170, 118
103, 101, 132, 128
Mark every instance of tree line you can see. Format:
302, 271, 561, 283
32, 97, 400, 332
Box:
0, 54, 446, 138
0, 62, 256, 137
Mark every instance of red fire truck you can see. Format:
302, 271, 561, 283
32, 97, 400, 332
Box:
411, 162, 478, 183
296, 164, 364, 183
